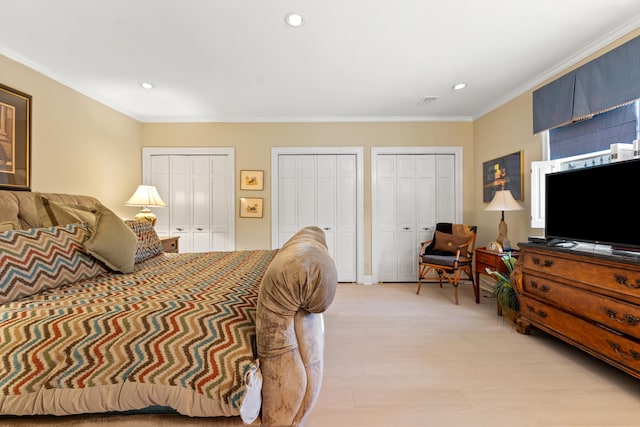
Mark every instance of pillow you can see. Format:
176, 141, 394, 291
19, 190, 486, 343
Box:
433, 230, 471, 256
124, 219, 164, 263
84, 206, 138, 273
0, 224, 107, 304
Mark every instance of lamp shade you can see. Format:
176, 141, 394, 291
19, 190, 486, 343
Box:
125, 185, 166, 207
484, 190, 522, 212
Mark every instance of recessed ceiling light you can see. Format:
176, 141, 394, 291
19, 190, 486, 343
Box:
452, 83, 467, 91
285, 13, 304, 27
140, 82, 155, 90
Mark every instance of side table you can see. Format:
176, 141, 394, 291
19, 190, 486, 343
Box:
159, 236, 180, 254
474, 247, 519, 311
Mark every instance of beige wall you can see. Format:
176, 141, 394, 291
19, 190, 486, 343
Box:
142, 122, 474, 274
0, 54, 141, 217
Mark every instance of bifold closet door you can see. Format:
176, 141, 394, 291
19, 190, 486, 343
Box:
150, 154, 232, 253
374, 153, 455, 282
277, 154, 356, 282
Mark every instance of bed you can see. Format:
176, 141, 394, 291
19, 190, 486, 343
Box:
0, 190, 338, 426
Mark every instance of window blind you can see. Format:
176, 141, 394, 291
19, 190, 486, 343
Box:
548, 102, 637, 160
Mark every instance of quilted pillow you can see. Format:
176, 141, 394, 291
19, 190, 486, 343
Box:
125, 219, 164, 263
0, 224, 108, 304
433, 231, 471, 256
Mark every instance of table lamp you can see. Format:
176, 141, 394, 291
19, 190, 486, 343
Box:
125, 185, 166, 226
485, 189, 522, 251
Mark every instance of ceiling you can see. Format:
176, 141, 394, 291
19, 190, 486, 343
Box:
1, 1, 639, 123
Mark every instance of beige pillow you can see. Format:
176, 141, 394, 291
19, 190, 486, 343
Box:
84, 206, 137, 273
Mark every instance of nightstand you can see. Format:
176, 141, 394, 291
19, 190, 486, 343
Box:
159, 236, 180, 254
474, 247, 519, 311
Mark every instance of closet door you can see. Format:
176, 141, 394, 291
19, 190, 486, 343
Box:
373, 152, 457, 282
148, 152, 233, 253
277, 154, 357, 282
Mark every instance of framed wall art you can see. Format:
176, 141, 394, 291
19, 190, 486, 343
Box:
240, 170, 264, 190
240, 197, 263, 218
0, 83, 31, 191
482, 150, 523, 202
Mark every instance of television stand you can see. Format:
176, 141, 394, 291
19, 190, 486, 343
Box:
513, 242, 640, 379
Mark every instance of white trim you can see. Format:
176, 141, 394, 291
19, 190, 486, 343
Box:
371, 146, 463, 284
271, 146, 365, 284
142, 147, 236, 250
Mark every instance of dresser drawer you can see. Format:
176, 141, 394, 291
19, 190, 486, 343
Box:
521, 251, 640, 301
523, 275, 640, 339
519, 295, 640, 377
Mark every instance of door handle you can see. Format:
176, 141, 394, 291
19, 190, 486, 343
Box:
422, 227, 430, 231
402, 227, 411, 230
176, 227, 183, 232
323, 227, 331, 230
196, 228, 204, 231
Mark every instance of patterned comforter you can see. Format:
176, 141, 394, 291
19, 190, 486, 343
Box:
0, 249, 277, 420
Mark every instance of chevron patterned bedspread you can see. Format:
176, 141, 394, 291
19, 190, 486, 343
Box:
0, 249, 277, 419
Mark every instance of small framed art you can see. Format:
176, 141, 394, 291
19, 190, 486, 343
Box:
0, 83, 31, 190
240, 170, 264, 190
240, 197, 263, 218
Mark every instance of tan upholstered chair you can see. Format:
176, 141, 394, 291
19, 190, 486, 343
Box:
416, 223, 477, 304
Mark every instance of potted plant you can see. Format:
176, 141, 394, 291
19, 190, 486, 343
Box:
486, 252, 519, 321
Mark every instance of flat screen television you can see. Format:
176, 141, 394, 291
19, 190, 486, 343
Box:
545, 158, 640, 251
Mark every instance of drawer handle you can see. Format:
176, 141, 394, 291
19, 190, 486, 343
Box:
532, 257, 553, 268
526, 305, 547, 318
530, 281, 550, 293
614, 274, 640, 289
604, 307, 640, 326
607, 340, 640, 360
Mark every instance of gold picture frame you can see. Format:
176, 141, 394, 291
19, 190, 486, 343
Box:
240, 197, 263, 218
240, 170, 264, 190
0, 83, 31, 190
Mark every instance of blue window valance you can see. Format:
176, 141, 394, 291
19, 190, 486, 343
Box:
533, 35, 640, 134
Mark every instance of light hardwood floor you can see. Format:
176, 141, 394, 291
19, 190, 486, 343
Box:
4, 283, 640, 427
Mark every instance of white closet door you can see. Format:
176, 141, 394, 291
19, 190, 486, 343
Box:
170, 156, 191, 249
336, 155, 357, 282
373, 152, 458, 282
277, 154, 357, 282
150, 155, 170, 236
147, 152, 233, 253
191, 156, 211, 253
396, 155, 417, 281
435, 154, 456, 223
210, 155, 231, 250
375, 155, 398, 281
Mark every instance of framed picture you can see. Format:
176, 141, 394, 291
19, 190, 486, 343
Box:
240, 170, 264, 190
482, 150, 523, 202
0, 84, 31, 190
240, 197, 263, 218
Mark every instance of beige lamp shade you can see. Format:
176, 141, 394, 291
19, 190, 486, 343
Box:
125, 185, 166, 226
485, 189, 522, 250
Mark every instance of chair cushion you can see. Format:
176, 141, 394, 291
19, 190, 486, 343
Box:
421, 253, 473, 267
432, 231, 471, 256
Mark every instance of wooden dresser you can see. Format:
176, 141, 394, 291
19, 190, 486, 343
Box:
512, 243, 640, 379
